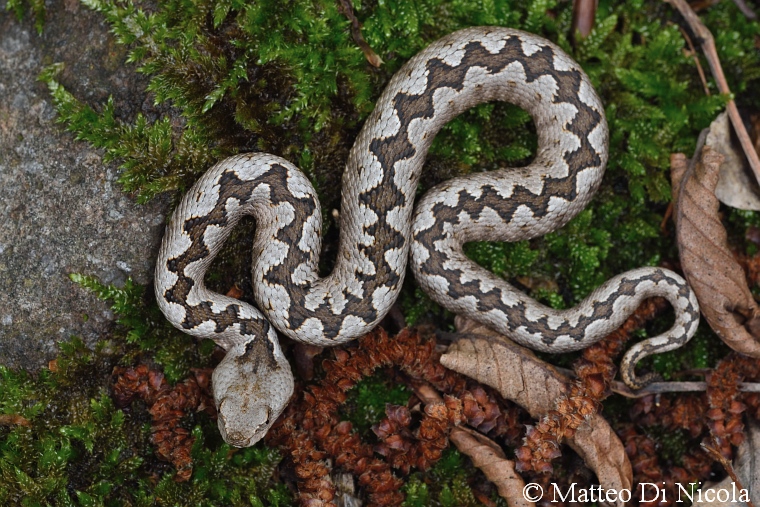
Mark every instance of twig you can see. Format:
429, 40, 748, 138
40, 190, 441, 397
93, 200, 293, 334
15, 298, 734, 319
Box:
676, 25, 710, 96
660, 201, 674, 234
336, 0, 383, 67
701, 439, 757, 507
732, 0, 757, 20
613, 380, 760, 398
666, 0, 760, 187
571, 0, 597, 40
556, 367, 760, 397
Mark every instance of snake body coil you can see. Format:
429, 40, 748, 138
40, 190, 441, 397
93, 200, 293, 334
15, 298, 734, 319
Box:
155, 27, 700, 447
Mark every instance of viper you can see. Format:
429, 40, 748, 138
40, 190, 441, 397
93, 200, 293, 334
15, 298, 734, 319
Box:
155, 27, 700, 447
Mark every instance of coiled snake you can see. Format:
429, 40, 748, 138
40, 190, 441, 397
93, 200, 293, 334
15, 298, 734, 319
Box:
155, 27, 700, 447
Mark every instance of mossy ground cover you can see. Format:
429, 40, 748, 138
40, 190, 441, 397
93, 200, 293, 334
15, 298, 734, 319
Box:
3, 0, 760, 504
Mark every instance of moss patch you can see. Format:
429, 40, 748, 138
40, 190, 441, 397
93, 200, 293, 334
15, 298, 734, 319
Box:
7, 0, 760, 503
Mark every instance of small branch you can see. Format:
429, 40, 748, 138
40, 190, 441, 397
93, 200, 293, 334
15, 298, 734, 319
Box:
701, 439, 757, 507
676, 25, 710, 96
732, 0, 757, 20
667, 0, 760, 187
572, 0, 597, 40
336, 0, 383, 68
612, 380, 760, 398
555, 367, 760, 397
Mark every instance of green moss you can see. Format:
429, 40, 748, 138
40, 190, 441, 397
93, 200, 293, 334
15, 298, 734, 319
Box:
9, 0, 760, 502
6, 0, 45, 34
0, 338, 142, 506
68, 273, 207, 383
401, 449, 481, 506
401, 476, 431, 507
341, 374, 412, 434
647, 426, 691, 466
0, 337, 289, 506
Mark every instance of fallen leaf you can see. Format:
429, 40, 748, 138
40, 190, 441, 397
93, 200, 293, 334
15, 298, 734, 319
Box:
293, 342, 324, 380
691, 419, 760, 507
0, 414, 31, 427
414, 382, 535, 507
225, 284, 244, 299
441, 318, 632, 507
710, 112, 760, 211
672, 142, 760, 355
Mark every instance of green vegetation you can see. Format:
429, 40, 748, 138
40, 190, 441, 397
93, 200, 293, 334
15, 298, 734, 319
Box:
6, 0, 760, 504
0, 272, 289, 506
342, 375, 412, 434
403, 449, 483, 507
6, 0, 45, 34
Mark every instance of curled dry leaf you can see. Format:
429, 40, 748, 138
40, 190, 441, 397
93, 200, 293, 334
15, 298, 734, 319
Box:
293, 342, 324, 380
414, 383, 534, 507
441, 318, 632, 507
710, 113, 760, 211
691, 419, 760, 507
667, 0, 760, 185
672, 142, 760, 355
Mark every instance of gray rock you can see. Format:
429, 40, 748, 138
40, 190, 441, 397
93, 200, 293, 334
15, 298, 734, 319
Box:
0, 2, 169, 370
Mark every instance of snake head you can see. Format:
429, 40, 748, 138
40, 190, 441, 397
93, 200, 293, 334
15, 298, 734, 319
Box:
212, 332, 294, 447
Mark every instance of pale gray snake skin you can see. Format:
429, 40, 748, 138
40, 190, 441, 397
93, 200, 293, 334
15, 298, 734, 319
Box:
155, 27, 700, 447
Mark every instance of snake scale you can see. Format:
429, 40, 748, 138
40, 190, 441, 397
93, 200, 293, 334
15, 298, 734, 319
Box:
155, 27, 700, 447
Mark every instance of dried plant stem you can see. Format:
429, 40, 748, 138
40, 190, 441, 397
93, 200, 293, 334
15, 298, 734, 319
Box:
701, 441, 757, 507
667, 0, 760, 186
336, 0, 383, 67
571, 0, 597, 40
731, 0, 757, 20
611, 380, 760, 398
676, 25, 710, 96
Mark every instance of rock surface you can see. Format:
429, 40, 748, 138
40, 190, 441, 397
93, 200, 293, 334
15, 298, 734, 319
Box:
0, 2, 168, 369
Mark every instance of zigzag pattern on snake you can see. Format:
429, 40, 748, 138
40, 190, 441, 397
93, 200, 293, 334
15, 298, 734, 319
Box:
155, 27, 700, 447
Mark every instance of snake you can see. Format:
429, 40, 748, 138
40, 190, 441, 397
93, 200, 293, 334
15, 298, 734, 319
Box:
154, 27, 700, 447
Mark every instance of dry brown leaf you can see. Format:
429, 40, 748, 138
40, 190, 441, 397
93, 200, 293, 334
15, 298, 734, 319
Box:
293, 342, 324, 380
414, 382, 534, 507
691, 419, 760, 507
672, 142, 760, 355
0, 414, 31, 426
441, 318, 632, 507
710, 113, 760, 211
668, 0, 760, 185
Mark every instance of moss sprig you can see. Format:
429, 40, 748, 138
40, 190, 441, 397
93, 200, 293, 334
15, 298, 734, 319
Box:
5, 0, 46, 34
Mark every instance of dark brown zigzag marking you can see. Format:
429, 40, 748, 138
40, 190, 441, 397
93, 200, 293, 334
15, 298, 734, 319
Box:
269, 36, 605, 338
260, 175, 379, 337
168, 34, 609, 344
164, 167, 305, 371
429, 261, 696, 345
410, 38, 608, 332
368, 38, 603, 337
